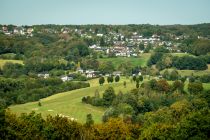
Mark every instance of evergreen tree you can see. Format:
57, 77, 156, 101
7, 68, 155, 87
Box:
103, 86, 116, 106
115, 75, 120, 82
123, 81, 127, 88
86, 114, 94, 127
99, 77, 105, 85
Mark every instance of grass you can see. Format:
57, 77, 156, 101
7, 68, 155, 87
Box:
9, 77, 135, 123
8, 75, 210, 123
183, 82, 210, 92
98, 53, 151, 68
161, 65, 210, 77
0, 59, 23, 68
203, 83, 210, 90
170, 53, 193, 57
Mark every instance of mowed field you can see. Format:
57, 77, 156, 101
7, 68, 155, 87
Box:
161, 64, 210, 77
98, 53, 151, 68
0, 59, 23, 68
10, 77, 136, 123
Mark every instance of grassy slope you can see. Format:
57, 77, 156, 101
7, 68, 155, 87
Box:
161, 65, 210, 76
8, 53, 210, 123
0, 59, 23, 68
98, 53, 151, 68
170, 53, 193, 57
9, 77, 135, 123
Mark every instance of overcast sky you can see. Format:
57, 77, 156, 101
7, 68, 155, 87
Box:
0, 0, 210, 25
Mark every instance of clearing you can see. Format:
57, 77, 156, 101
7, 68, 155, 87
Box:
10, 77, 135, 123
98, 53, 151, 68
0, 59, 23, 68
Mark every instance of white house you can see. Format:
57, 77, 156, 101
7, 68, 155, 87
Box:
61, 76, 73, 82
27, 28, 34, 34
61, 27, 70, 34
96, 33, 103, 37
13, 27, 25, 35
113, 71, 122, 76
115, 52, 127, 57
76, 68, 84, 74
38, 73, 50, 79
85, 69, 100, 78
2, 26, 8, 33
85, 69, 95, 78
89, 44, 97, 49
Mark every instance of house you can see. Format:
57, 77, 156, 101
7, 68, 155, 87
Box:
61, 76, 73, 82
96, 33, 103, 37
13, 27, 25, 35
61, 27, 70, 34
85, 69, 95, 78
2, 26, 8, 33
38, 73, 50, 79
76, 68, 84, 74
2, 26, 10, 35
85, 69, 100, 78
115, 52, 127, 57
132, 53, 138, 57
89, 44, 97, 49
27, 28, 34, 34
113, 71, 122, 76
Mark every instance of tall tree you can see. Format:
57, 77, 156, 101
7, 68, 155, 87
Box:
86, 114, 94, 127
103, 86, 116, 106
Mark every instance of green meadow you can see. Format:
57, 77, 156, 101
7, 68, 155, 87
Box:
0, 59, 23, 68
10, 77, 136, 123
98, 53, 151, 68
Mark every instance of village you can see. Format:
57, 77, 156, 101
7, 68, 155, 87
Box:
0, 25, 190, 82
0, 25, 186, 57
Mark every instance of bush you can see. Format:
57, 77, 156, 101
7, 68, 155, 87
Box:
107, 76, 114, 83
103, 87, 116, 107
188, 82, 203, 94
173, 56, 207, 70
200, 74, 210, 83
91, 97, 104, 106
115, 75, 120, 82
155, 79, 170, 93
99, 77, 105, 85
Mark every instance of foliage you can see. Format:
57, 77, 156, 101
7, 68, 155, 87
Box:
173, 56, 207, 70
172, 80, 184, 93
99, 77, 105, 85
99, 61, 115, 74
38, 102, 42, 107
107, 76, 114, 83
114, 75, 120, 82
103, 86, 116, 107
155, 79, 170, 93
192, 39, 210, 56
0, 77, 90, 106
123, 81, 126, 88
200, 74, 210, 83
147, 52, 164, 66
85, 114, 94, 127
188, 82, 204, 94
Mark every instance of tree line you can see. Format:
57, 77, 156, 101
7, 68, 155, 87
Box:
0, 77, 90, 107
0, 83, 209, 139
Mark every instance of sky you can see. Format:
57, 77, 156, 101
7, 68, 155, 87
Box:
0, 0, 210, 25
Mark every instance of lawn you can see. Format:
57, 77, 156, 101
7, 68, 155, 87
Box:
9, 77, 136, 123
183, 81, 210, 92
0, 59, 23, 68
98, 53, 151, 68
170, 53, 193, 57
161, 65, 210, 77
